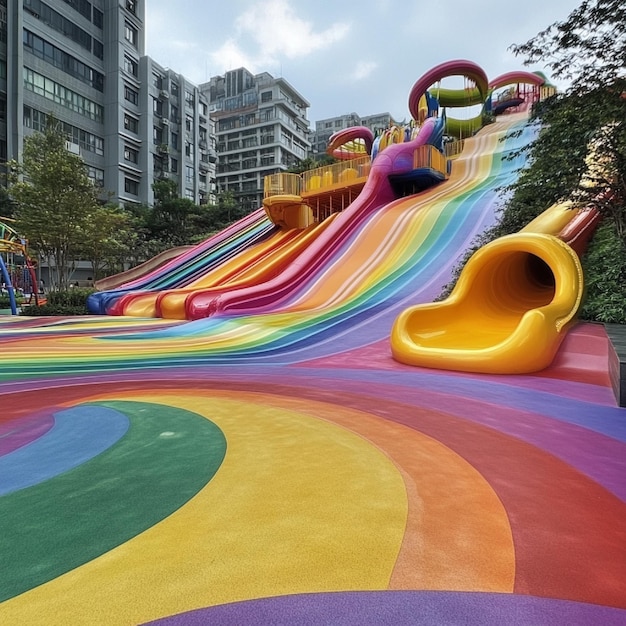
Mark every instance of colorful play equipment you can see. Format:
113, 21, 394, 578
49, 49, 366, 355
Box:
84, 58, 590, 376
0, 218, 40, 314
1, 60, 624, 626
390, 203, 599, 374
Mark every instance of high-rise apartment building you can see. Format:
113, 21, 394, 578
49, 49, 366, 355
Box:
201, 67, 310, 213
1, 0, 215, 207
310, 111, 400, 159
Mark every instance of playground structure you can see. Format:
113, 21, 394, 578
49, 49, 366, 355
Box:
1, 60, 624, 625
86, 60, 581, 375
0, 218, 39, 314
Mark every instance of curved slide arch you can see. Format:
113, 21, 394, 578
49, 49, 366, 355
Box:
408, 59, 489, 121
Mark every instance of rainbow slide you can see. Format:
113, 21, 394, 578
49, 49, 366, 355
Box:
87, 207, 277, 314
1, 62, 624, 626
1, 112, 542, 374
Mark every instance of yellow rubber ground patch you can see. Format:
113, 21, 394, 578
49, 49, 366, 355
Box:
1, 391, 407, 625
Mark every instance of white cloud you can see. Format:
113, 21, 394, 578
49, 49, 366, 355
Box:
235, 0, 350, 63
350, 61, 378, 82
210, 39, 257, 73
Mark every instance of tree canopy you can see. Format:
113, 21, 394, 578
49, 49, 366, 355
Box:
8, 118, 104, 290
441, 0, 626, 323
509, 0, 626, 241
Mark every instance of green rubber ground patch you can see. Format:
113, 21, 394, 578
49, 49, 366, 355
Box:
0, 400, 226, 601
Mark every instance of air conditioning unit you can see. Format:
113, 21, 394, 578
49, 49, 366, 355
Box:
162, 118, 170, 126
159, 90, 169, 99
65, 141, 80, 155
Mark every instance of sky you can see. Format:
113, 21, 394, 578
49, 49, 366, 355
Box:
145, 0, 583, 124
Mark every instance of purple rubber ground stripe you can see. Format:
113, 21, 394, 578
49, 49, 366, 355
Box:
1, 362, 622, 438
144, 591, 626, 626
0, 412, 54, 457
280, 368, 626, 440
0, 404, 129, 495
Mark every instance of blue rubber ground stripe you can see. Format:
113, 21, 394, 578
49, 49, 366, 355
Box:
0, 405, 129, 496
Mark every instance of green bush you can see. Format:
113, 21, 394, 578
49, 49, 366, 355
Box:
20, 287, 95, 316
580, 222, 626, 324
0, 293, 25, 309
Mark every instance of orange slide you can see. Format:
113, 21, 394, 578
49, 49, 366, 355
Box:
121, 216, 339, 319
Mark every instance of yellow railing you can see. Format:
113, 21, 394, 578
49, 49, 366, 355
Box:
301, 156, 371, 194
413, 145, 449, 177
444, 139, 465, 159
263, 173, 302, 198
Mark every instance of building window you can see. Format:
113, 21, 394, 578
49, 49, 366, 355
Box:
123, 55, 138, 76
170, 105, 179, 123
23, 29, 104, 91
23, 68, 104, 122
152, 72, 162, 89
171, 132, 178, 149
93, 39, 103, 60
124, 177, 139, 195
124, 146, 138, 163
170, 158, 178, 173
153, 97, 163, 116
124, 114, 138, 133
171, 82, 179, 97
153, 127, 163, 145
185, 116, 192, 132
124, 85, 138, 105
87, 166, 104, 187
124, 22, 137, 47
25, 0, 93, 53
261, 91, 272, 102
185, 189, 194, 200
92, 8, 103, 29
24, 107, 104, 155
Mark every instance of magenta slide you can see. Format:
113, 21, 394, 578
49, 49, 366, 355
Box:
185, 117, 440, 319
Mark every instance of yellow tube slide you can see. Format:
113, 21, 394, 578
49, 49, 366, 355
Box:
391, 209, 584, 374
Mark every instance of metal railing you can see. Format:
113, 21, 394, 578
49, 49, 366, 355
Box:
444, 139, 465, 159
301, 155, 371, 193
413, 145, 449, 176
263, 173, 302, 198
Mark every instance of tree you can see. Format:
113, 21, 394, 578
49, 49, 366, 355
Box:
510, 0, 626, 96
440, 0, 626, 323
287, 155, 336, 174
509, 0, 626, 242
148, 179, 212, 246
8, 117, 102, 290
79, 204, 135, 280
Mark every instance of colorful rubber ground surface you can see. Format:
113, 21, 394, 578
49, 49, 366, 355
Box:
1, 115, 624, 625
